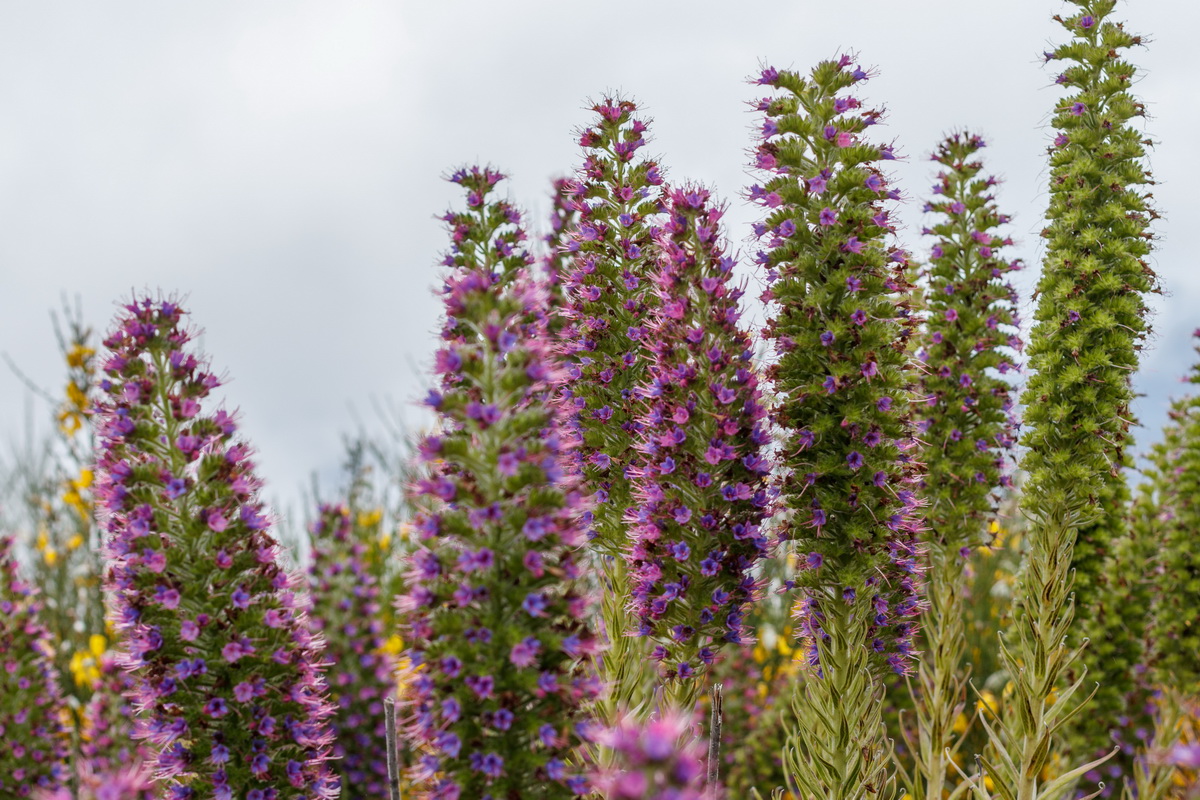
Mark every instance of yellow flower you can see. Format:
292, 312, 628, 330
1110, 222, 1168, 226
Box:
44, 547, 59, 566
753, 642, 768, 664
58, 410, 83, 435
379, 532, 392, 552
66, 344, 95, 368
90, 634, 107, 658
952, 712, 968, 734
36, 529, 49, 552
357, 508, 383, 528
777, 635, 794, 657
69, 650, 101, 688
66, 534, 84, 551
75, 469, 94, 489
381, 634, 404, 656
65, 382, 88, 411
976, 690, 999, 715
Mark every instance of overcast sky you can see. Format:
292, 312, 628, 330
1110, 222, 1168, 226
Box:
2, 1, 1197, 523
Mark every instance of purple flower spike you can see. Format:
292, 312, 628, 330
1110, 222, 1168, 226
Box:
0, 535, 70, 795
306, 504, 398, 799
398, 171, 599, 799
557, 96, 666, 555
94, 298, 338, 799
625, 186, 772, 689
920, 132, 1021, 543
749, 59, 925, 680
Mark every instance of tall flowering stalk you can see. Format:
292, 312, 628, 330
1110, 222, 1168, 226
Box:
899, 133, 1021, 800
1143, 334, 1200, 698
557, 98, 666, 720
94, 298, 338, 800
307, 502, 398, 800
625, 185, 771, 705
974, 5, 1159, 800
749, 58, 924, 800
398, 170, 599, 799
1112, 334, 1200, 800
0, 534, 69, 797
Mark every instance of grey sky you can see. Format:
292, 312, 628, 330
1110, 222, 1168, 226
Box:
2, 1, 1197, 523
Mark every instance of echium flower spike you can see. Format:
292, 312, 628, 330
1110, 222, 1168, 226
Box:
1145, 332, 1200, 695
591, 710, 716, 800
1023, 2, 1158, 526
94, 298, 338, 800
558, 96, 665, 554
625, 185, 772, 703
307, 503, 398, 800
0, 534, 70, 797
980, 5, 1160, 800
901, 133, 1021, 800
557, 97, 665, 724
541, 177, 581, 337
398, 171, 600, 799
749, 57, 924, 800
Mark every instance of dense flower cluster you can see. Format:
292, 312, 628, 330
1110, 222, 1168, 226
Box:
592, 711, 715, 800
557, 98, 666, 553
625, 185, 771, 687
1011, 0, 1160, 781
904, 133, 1021, 800
307, 503, 398, 799
541, 177, 580, 337
398, 172, 600, 799
917, 133, 1020, 545
94, 298, 337, 800
0, 534, 69, 797
750, 58, 923, 678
